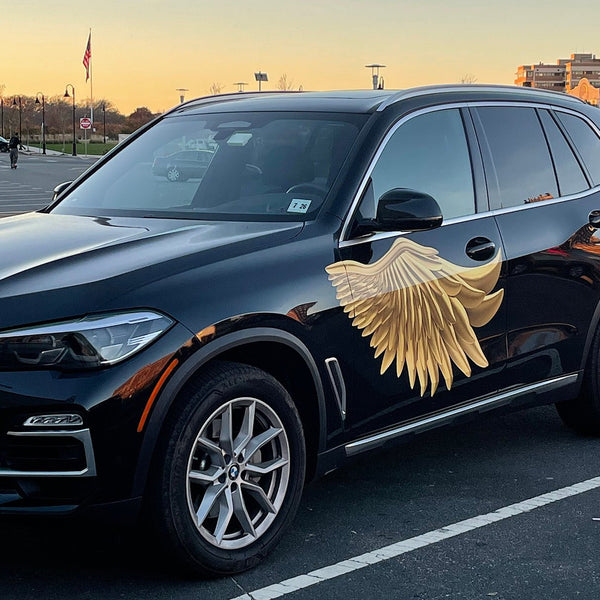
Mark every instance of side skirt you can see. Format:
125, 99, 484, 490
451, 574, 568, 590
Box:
344, 373, 580, 457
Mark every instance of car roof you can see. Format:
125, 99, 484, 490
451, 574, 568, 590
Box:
167, 90, 396, 115
165, 85, 586, 116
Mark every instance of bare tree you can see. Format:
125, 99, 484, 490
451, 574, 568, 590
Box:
209, 82, 224, 95
277, 74, 295, 91
459, 73, 478, 84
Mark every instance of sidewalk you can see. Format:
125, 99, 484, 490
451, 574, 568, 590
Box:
21, 147, 63, 156
20, 147, 98, 159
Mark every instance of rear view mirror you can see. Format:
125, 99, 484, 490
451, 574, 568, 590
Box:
52, 181, 73, 202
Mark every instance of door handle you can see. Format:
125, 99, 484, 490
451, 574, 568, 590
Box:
466, 237, 496, 261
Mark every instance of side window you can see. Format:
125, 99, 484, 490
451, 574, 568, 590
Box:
555, 111, 600, 186
538, 110, 589, 197
365, 109, 475, 220
474, 107, 558, 209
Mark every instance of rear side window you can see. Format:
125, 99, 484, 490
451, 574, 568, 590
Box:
555, 112, 600, 186
473, 107, 558, 209
538, 110, 589, 196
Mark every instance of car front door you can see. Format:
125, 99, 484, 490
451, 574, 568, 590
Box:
330, 106, 508, 439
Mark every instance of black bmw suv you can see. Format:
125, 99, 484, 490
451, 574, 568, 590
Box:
2, 85, 600, 575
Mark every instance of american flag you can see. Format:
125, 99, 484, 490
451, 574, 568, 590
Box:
82, 33, 91, 82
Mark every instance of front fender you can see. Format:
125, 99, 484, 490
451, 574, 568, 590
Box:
131, 326, 327, 497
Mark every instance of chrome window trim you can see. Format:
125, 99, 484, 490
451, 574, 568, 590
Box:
340, 186, 599, 248
340, 100, 600, 247
345, 373, 578, 456
0, 428, 97, 478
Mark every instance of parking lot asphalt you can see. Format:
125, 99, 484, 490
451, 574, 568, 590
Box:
0, 152, 97, 215
1, 405, 600, 600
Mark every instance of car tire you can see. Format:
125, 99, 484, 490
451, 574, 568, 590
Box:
556, 326, 600, 435
149, 361, 306, 576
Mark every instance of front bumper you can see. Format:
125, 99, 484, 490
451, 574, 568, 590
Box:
0, 427, 97, 512
1, 427, 96, 477
0, 323, 195, 514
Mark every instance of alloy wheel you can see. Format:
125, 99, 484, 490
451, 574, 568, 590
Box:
166, 166, 180, 181
185, 397, 291, 550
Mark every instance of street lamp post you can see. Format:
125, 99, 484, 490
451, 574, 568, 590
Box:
64, 84, 76, 156
35, 93, 46, 154
176, 88, 189, 103
365, 64, 386, 90
12, 96, 22, 140
102, 103, 106, 144
1, 98, 3, 138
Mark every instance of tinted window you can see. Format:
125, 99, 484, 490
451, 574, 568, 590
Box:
367, 109, 475, 220
555, 111, 600, 186
474, 107, 558, 209
538, 110, 589, 196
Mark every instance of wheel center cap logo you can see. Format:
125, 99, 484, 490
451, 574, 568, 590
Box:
228, 465, 240, 480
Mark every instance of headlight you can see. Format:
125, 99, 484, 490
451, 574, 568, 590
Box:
0, 311, 174, 370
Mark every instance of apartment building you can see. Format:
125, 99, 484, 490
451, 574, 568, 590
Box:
515, 53, 600, 97
565, 53, 600, 89
515, 62, 566, 91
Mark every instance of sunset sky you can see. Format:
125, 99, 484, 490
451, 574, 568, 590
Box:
4, 0, 600, 115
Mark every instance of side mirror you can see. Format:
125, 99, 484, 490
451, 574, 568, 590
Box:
356, 188, 443, 235
52, 181, 73, 202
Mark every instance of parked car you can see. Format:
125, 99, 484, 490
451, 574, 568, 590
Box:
152, 149, 214, 181
0, 136, 8, 152
3, 85, 600, 576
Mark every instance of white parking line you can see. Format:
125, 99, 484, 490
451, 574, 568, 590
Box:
0, 193, 50, 197
231, 476, 600, 600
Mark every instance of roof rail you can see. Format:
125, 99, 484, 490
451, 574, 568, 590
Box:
376, 84, 585, 112
164, 90, 303, 115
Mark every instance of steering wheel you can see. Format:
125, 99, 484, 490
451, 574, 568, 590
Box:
245, 163, 262, 176
286, 183, 327, 195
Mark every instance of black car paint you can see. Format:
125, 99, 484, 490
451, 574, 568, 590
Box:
0, 87, 599, 517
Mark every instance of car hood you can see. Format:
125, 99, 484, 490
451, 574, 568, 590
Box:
0, 212, 303, 325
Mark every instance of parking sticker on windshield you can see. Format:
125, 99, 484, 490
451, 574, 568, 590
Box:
287, 199, 312, 214
227, 132, 253, 146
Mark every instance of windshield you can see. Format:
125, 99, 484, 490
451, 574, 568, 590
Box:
51, 111, 366, 222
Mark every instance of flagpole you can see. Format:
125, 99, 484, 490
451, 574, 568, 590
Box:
89, 29, 93, 127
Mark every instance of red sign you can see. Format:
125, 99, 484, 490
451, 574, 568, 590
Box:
80, 117, 92, 130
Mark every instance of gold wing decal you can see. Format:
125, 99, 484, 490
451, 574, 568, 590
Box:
326, 237, 504, 396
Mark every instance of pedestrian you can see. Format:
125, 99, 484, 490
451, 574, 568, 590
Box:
8, 133, 20, 169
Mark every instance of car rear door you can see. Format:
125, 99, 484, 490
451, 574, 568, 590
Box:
471, 103, 600, 390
